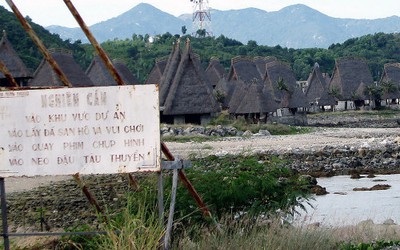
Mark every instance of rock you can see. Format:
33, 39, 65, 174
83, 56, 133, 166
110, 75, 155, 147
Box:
258, 130, 271, 136
242, 130, 253, 137
383, 219, 396, 225
311, 185, 329, 195
353, 184, 391, 191
333, 192, 347, 195
370, 184, 391, 190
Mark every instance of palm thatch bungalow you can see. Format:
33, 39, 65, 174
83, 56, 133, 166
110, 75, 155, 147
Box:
162, 39, 220, 125
227, 56, 263, 82
263, 60, 308, 125
216, 56, 264, 112
86, 56, 139, 85
231, 79, 278, 123
0, 31, 32, 87
305, 63, 330, 112
327, 57, 374, 110
227, 79, 247, 115
205, 57, 226, 89
214, 77, 236, 109
379, 63, 400, 107
29, 49, 93, 87
145, 57, 168, 85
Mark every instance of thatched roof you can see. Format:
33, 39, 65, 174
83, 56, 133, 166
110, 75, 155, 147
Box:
228, 80, 248, 114
163, 39, 220, 115
159, 39, 182, 106
227, 56, 263, 83
145, 57, 168, 85
318, 90, 337, 106
254, 56, 277, 78
0, 31, 31, 84
304, 63, 329, 103
328, 57, 374, 101
86, 56, 139, 86
29, 49, 93, 87
205, 57, 225, 88
234, 80, 279, 115
263, 60, 308, 108
379, 63, 400, 99
214, 77, 235, 109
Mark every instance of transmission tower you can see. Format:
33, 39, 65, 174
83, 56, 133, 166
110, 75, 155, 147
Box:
191, 0, 212, 37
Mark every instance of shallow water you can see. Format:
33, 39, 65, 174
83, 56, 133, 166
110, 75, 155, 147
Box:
295, 174, 400, 227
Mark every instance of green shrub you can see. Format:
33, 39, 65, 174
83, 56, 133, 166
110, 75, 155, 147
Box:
173, 154, 311, 221
340, 240, 400, 250
209, 111, 231, 125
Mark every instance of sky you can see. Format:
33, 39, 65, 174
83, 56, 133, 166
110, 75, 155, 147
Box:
0, 0, 399, 28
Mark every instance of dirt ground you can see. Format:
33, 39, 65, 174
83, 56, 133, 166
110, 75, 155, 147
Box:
164, 127, 400, 158
4, 127, 400, 193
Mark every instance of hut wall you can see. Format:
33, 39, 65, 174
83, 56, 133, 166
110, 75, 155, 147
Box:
173, 116, 185, 125
275, 108, 294, 117
308, 104, 322, 113
380, 99, 400, 107
335, 101, 356, 111
200, 115, 212, 126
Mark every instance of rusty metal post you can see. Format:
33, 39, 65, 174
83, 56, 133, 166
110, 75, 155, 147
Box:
0, 59, 19, 87
5, 0, 72, 88
127, 173, 140, 191
63, 0, 126, 86
72, 173, 108, 223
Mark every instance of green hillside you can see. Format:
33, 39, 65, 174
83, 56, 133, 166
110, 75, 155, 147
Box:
2, 6, 400, 82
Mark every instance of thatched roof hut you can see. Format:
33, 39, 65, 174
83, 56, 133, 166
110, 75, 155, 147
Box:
227, 56, 263, 83
234, 80, 278, 115
0, 31, 31, 86
263, 60, 308, 109
379, 63, 400, 100
228, 79, 248, 114
205, 57, 225, 88
145, 57, 168, 85
86, 56, 139, 86
214, 77, 235, 109
305, 63, 329, 103
163, 39, 220, 116
159, 39, 182, 106
328, 57, 374, 101
29, 49, 93, 87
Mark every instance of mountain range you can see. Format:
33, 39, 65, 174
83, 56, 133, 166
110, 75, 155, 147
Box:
47, 3, 400, 49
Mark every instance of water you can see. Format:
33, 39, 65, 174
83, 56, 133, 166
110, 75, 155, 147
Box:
295, 174, 400, 227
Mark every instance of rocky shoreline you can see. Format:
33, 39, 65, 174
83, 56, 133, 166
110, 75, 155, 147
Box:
4, 115, 400, 237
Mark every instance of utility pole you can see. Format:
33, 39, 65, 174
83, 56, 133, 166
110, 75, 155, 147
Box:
191, 0, 212, 37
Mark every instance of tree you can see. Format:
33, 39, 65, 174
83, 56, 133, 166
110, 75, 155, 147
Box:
181, 25, 187, 35
196, 29, 206, 38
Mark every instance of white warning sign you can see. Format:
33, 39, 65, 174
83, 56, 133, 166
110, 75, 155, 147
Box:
0, 85, 160, 176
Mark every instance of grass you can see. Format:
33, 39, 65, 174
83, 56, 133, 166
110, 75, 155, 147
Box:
308, 109, 400, 119
176, 216, 400, 250
176, 217, 339, 249
94, 192, 164, 250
